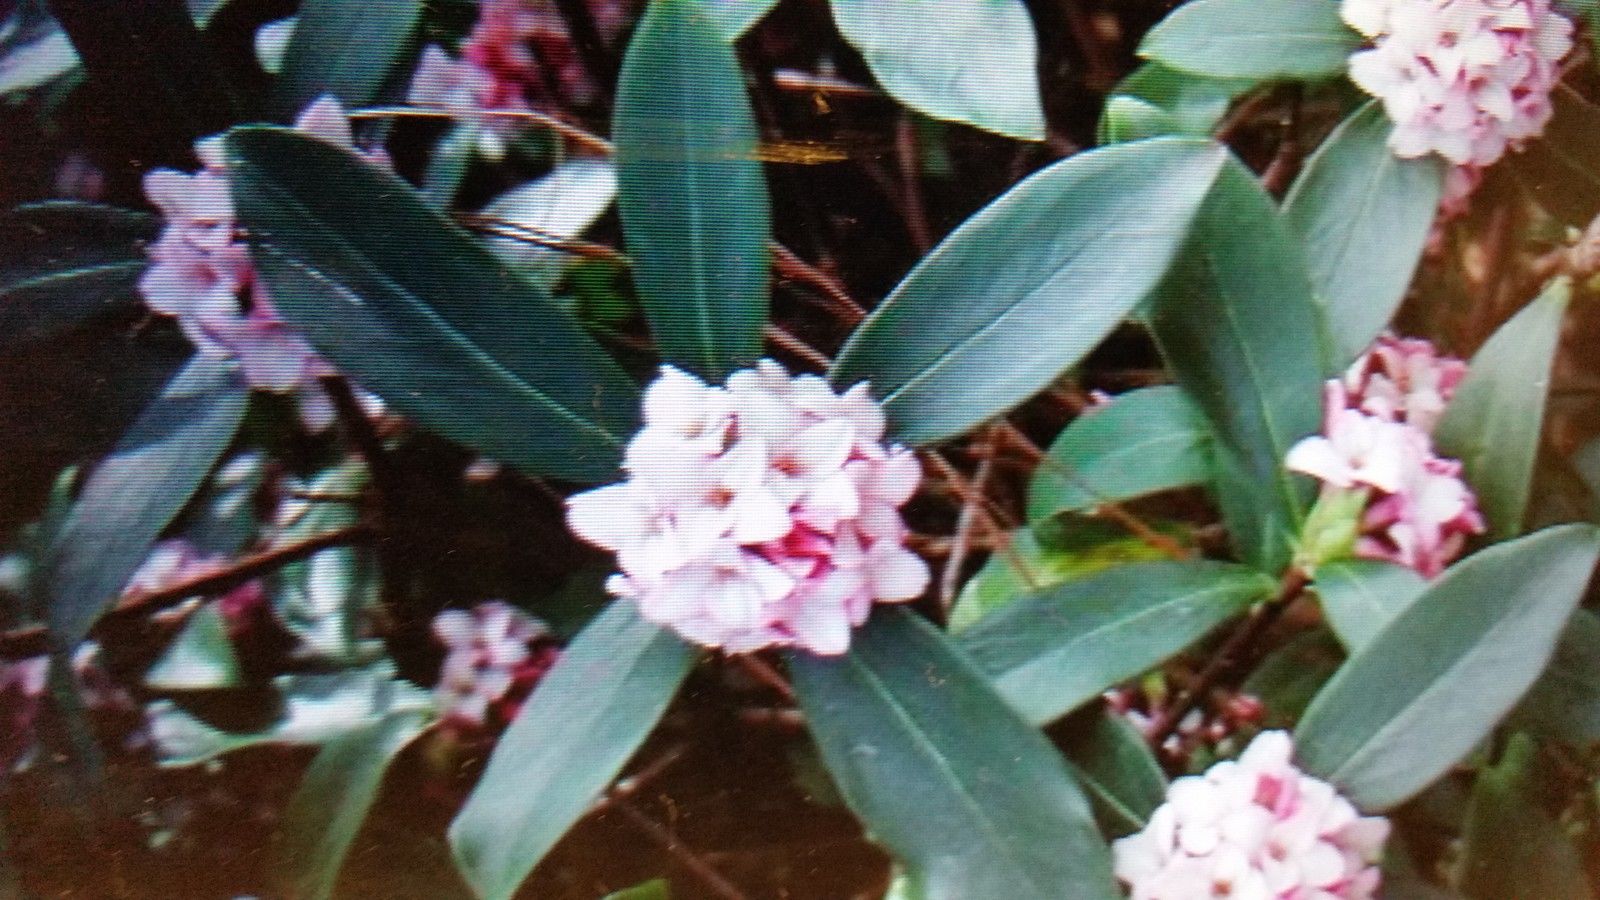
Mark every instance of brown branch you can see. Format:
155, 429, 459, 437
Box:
764, 323, 833, 371
895, 115, 933, 254
609, 799, 748, 900
939, 426, 999, 613
770, 242, 868, 325
731, 654, 796, 704
1143, 567, 1311, 750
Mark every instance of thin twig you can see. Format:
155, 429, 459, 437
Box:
770, 243, 867, 325
609, 799, 749, 900
895, 115, 933, 254
1143, 567, 1311, 749
731, 654, 796, 704
921, 449, 1035, 590
351, 105, 616, 155
764, 323, 833, 371
939, 426, 999, 613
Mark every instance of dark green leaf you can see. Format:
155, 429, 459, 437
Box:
420, 122, 479, 211
789, 608, 1119, 900
1508, 85, 1600, 227
1241, 629, 1344, 727
276, 709, 430, 900
227, 127, 640, 483
1283, 101, 1445, 366
832, 138, 1227, 445
949, 520, 1180, 631
43, 353, 247, 646
603, 880, 671, 900
615, 0, 769, 378
1459, 733, 1593, 900
1097, 63, 1255, 145
0, 202, 156, 354
1056, 707, 1168, 837
1313, 559, 1427, 652
273, 0, 423, 116
828, 0, 1044, 140
1511, 609, 1600, 747
450, 601, 696, 900
1295, 524, 1600, 810
144, 602, 244, 691
1139, 0, 1361, 81
483, 159, 617, 289
1147, 155, 1327, 572
1435, 279, 1569, 540
1026, 386, 1212, 523
959, 560, 1274, 724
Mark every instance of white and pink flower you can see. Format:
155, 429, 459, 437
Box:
1113, 731, 1389, 900
566, 361, 929, 656
1287, 335, 1484, 577
431, 601, 553, 727
139, 96, 386, 431
1342, 0, 1573, 218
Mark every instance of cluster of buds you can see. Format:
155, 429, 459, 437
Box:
1106, 683, 1267, 769
140, 97, 386, 430
1114, 731, 1389, 900
566, 362, 929, 656
431, 601, 558, 729
407, 0, 625, 159
1341, 0, 1572, 216
1287, 335, 1483, 577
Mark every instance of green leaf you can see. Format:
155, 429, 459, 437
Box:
1241, 629, 1344, 727
1313, 559, 1427, 652
0, 9, 79, 96
1435, 279, 1570, 540
614, 0, 770, 379
1295, 524, 1600, 810
832, 138, 1227, 445
1147, 155, 1327, 573
276, 709, 430, 900
603, 880, 671, 900
828, 0, 1044, 141
789, 608, 1120, 900
1026, 386, 1212, 523
1459, 733, 1593, 900
227, 127, 640, 483
43, 354, 248, 646
273, 0, 422, 116
1097, 63, 1255, 145
144, 603, 244, 691
1508, 85, 1600, 227
948, 520, 1180, 631
1056, 708, 1168, 837
146, 661, 433, 766
958, 560, 1274, 725
1511, 610, 1600, 747
419, 122, 479, 211
482, 159, 617, 289
0, 202, 156, 354
1283, 101, 1445, 366
449, 601, 696, 900
1139, 0, 1361, 81
704, 0, 780, 40
272, 463, 379, 665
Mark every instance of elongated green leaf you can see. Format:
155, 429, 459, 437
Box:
789, 608, 1119, 900
705, 0, 779, 40
277, 710, 430, 900
1057, 708, 1167, 837
1027, 386, 1211, 523
615, 0, 769, 378
603, 880, 671, 900
949, 521, 1179, 631
273, 0, 422, 116
1283, 102, 1445, 366
1459, 733, 1593, 900
1147, 156, 1327, 572
227, 127, 640, 483
144, 602, 243, 691
1140, 0, 1361, 80
1097, 63, 1255, 145
450, 601, 696, 900
1435, 279, 1569, 540
0, 202, 155, 353
959, 561, 1274, 724
1313, 559, 1427, 652
1511, 609, 1600, 746
43, 353, 247, 646
832, 138, 1227, 445
482, 159, 617, 289
1508, 85, 1600, 227
829, 0, 1044, 141
1295, 524, 1600, 810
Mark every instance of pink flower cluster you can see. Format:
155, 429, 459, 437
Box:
408, 0, 624, 158
1113, 732, 1389, 900
140, 97, 385, 430
566, 362, 929, 656
1342, 0, 1572, 215
431, 601, 555, 727
1287, 335, 1483, 577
